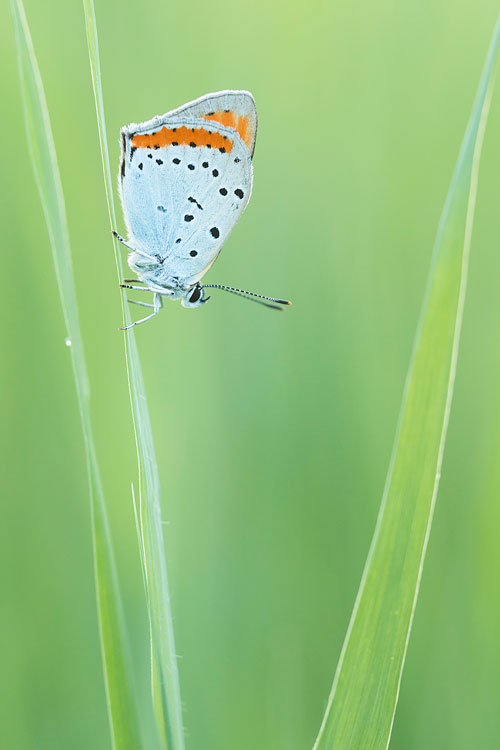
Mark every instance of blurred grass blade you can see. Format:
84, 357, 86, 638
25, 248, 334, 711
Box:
83, 2, 185, 748
11, 1, 143, 747
314, 17, 500, 750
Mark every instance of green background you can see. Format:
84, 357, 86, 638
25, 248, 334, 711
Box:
2, 0, 500, 747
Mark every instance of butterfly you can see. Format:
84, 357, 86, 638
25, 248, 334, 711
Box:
114, 90, 291, 329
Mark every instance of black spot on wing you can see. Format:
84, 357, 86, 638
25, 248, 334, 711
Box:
210, 227, 220, 238
188, 196, 203, 210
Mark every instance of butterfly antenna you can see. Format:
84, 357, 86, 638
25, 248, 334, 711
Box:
202, 284, 292, 311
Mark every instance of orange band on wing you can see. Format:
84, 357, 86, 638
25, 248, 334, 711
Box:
203, 111, 250, 148
131, 126, 234, 152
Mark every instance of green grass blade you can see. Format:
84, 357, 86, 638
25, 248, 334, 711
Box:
82, 2, 185, 748
313, 17, 500, 750
11, 2, 143, 748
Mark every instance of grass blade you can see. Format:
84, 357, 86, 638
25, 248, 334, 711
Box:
10, 1, 143, 748
82, 2, 185, 748
313, 17, 500, 750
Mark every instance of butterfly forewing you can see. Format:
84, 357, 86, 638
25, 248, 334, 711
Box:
163, 90, 258, 157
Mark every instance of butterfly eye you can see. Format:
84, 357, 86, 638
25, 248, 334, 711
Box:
182, 283, 209, 308
189, 285, 201, 303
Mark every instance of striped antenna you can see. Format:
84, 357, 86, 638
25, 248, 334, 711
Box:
202, 284, 292, 311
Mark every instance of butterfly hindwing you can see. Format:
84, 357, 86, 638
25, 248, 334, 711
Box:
119, 91, 255, 286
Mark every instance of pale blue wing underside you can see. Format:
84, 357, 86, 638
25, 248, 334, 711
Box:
159, 90, 258, 156
118, 92, 255, 287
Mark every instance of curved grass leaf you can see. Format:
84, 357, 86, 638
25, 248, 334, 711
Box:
82, 2, 185, 748
11, 1, 143, 748
313, 16, 500, 750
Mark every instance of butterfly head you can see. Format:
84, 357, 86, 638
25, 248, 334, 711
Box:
181, 283, 210, 308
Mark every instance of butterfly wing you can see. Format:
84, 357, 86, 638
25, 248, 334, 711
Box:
162, 90, 258, 157
119, 91, 256, 285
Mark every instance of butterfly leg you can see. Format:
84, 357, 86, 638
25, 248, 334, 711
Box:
120, 293, 163, 330
112, 231, 136, 252
113, 232, 156, 262
127, 299, 155, 309
120, 283, 151, 292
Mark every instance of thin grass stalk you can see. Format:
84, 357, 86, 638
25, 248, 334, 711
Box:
313, 16, 500, 750
82, 2, 185, 748
11, 1, 142, 747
